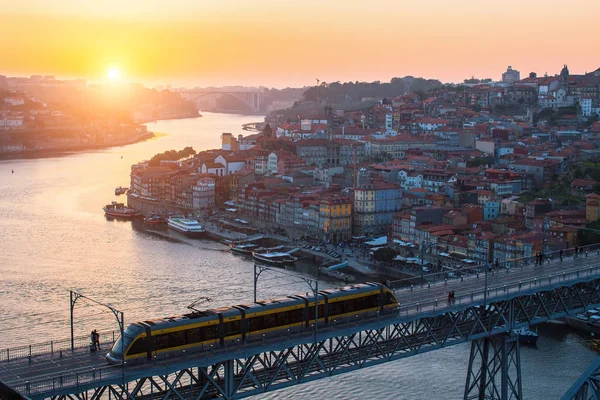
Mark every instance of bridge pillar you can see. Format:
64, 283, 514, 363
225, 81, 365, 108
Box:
464, 333, 522, 400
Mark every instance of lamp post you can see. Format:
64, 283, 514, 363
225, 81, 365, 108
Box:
253, 264, 320, 343
420, 241, 433, 279
69, 290, 125, 384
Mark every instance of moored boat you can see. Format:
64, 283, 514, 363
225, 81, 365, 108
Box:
167, 217, 206, 238
230, 243, 260, 255
103, 202, 140, 219
565, 309, 600, 335
115, 186, 128, 195
512, 326, 538, 345
143, 215, 167, 225
252, 251, 297, 266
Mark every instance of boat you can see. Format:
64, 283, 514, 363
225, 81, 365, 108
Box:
143, 215, 167, 225
252, 251, 297, 266
103, 202, 140, 219
115, 186, 128, 195
230, 243, 261, 255
512, 327, 538, 345
319, 267, 356, 283
566, 309, 600, 335
167, 217, 206, 238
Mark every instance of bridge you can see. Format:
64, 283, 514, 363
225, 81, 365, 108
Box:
178, 90, 264, 113
2, 249, 600, 400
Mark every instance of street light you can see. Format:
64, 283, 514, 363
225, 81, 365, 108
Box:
254, 263, 320, 343
420, 241, 434, 279
69, 290, 125, 384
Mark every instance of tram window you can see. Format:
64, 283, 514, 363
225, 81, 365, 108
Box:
225, 320, 240, 336
329, 301, 343, 316
289, 309, 303, 324
170, 331, 186, 348
154, 334, 169, 350
366, 295, 379, 308
264, 313, 277, 328
309, 305, 325, 320
278, 312, 289, 326
385, 292, 397, 305
248, 317, 263, 332
203, 325, 217, 341
354, 297, 366, 311
343, 299, 355, 313
188, 328, 202, 344
127, 337, 146, 355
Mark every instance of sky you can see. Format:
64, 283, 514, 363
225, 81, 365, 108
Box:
1, 0, 599, 88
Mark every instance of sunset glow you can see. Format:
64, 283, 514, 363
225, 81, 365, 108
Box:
1, 0, 599, 86
107, 67, 121, 81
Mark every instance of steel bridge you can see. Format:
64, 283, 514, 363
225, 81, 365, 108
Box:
2, 252, 600, 400
178, 91, 263, 113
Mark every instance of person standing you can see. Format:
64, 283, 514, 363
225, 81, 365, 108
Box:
90, 330, 96, 351
94, 330, 101, 350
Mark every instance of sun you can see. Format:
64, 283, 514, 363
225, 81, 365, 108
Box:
107, 67, 121, 81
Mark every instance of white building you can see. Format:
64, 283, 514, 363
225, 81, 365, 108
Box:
581, 98, 593, 117
3, 97, 24, 106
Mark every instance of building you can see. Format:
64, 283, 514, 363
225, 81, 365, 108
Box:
320, 195, 352, 243
353, 183, 402, 235
192, 177, 216, 210
586, 193, 600, 222
502, 66, 520, 84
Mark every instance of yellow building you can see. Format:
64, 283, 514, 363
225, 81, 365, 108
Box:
320, 196, 352, 243
586, 193, 600, 222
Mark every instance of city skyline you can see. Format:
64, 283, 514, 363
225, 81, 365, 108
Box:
2, 0, 599, 88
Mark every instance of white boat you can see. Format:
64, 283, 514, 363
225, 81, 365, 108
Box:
167, 217, 206, 238
253, 251, 297, 266
319, 267, 356, 283
115, 186, 128, 195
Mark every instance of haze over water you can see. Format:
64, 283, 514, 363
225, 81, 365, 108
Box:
0, 113, 596, 399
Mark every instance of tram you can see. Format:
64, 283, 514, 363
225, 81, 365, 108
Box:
106, 283, 398, 364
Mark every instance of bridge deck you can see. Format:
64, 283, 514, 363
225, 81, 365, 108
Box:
1, 252, 599, 398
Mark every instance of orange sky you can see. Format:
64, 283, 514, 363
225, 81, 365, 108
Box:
1, 0, 599, 88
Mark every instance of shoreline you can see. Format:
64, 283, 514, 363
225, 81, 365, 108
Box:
135, 112, 202, 124
0, 132, 155, 161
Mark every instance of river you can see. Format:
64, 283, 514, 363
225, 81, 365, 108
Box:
0, 112, 596, 399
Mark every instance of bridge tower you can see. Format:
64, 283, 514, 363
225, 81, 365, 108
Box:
464, 333, 523, 400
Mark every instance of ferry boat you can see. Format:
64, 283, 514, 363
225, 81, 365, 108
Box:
230, 243, 260, 255
252, 251, 297, 266
115, 186, 128, 195
103, 202, 140, 219
167, 217, 206, 238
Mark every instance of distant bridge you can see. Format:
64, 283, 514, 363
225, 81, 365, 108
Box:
3, 249, 600, 399
179, 90, 264, 113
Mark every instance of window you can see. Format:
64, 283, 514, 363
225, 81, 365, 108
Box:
225, 320, 241, 336
203, 325, 218, 341
188, 328, 202, 344
127, 337, 147, 355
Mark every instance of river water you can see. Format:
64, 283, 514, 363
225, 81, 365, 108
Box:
0, 113, 596, 399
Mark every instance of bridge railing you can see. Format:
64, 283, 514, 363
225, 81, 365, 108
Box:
388, 243, 600, 290
398, 261, 600, 318
0, 330, 118, 363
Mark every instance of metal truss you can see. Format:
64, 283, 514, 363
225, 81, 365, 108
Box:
21, 278, 600, 400
562, 356, 600, 400
464, 335, 522, 400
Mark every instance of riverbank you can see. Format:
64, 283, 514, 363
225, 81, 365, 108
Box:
134, 111, 202, 124
0, 132, 155, 160
242, 122, 265, 132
